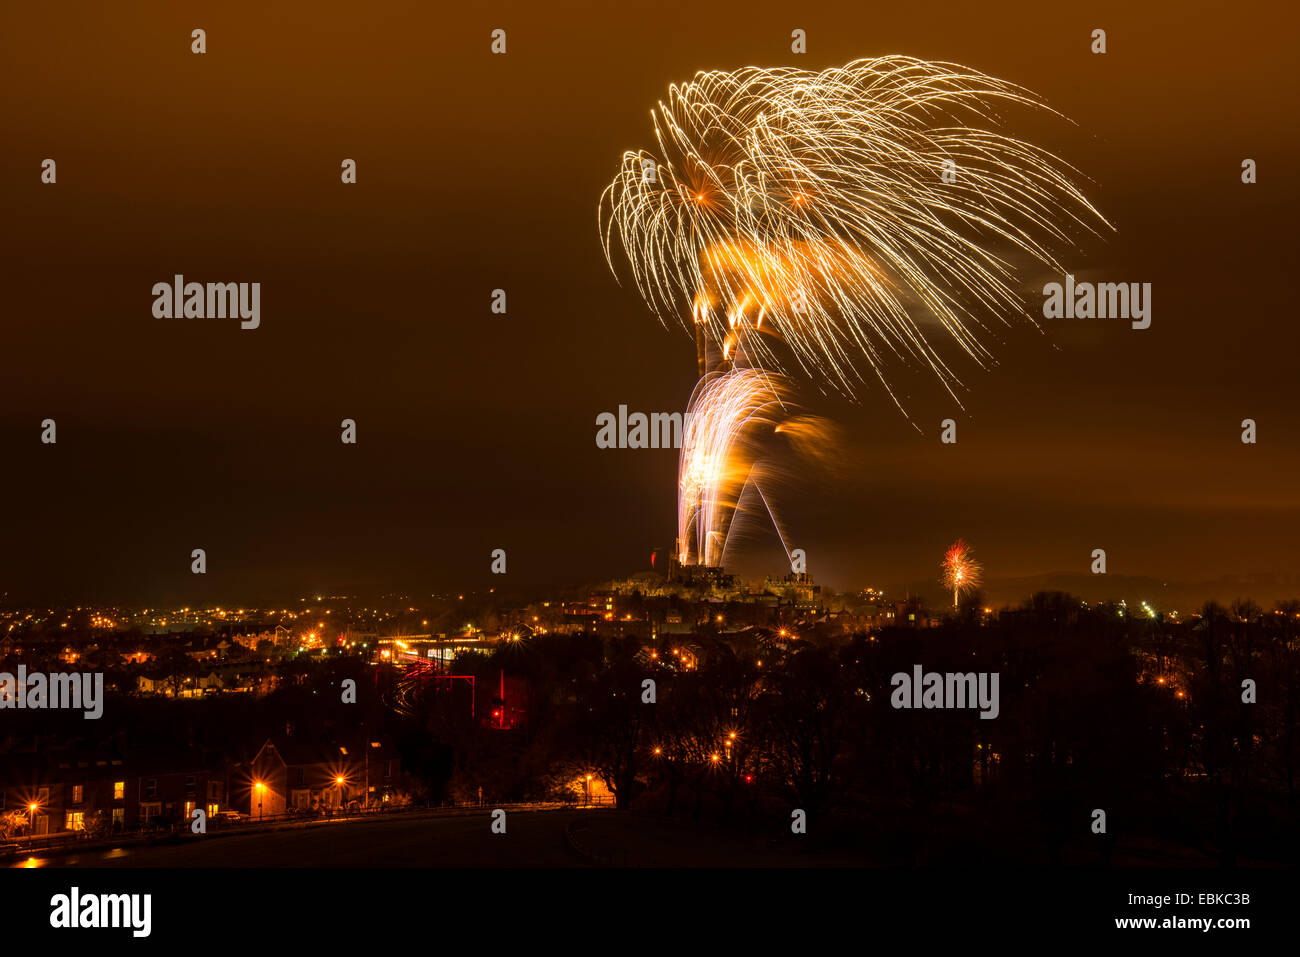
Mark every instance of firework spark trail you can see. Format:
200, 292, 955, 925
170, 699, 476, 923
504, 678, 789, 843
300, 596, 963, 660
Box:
729, 472, 794, 569
602, 56, 1110, 566
941, 539, 983, 608
678, 368, 789, 567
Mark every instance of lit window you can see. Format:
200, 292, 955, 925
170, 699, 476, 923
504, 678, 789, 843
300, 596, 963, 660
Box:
113, 781, 125, 800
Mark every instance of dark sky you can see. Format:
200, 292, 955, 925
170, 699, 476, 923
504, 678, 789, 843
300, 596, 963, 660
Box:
2, 0, 1297, 606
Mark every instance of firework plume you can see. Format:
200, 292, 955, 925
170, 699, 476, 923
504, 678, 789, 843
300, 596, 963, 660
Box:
601, 56, 1109, 567
677, 368, 789, 567
941, 539, 982, 608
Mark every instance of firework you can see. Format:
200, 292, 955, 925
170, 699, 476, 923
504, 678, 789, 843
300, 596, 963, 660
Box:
941, 539, 982, 608
602, 56, 1109, 566
677, 367, 791, 567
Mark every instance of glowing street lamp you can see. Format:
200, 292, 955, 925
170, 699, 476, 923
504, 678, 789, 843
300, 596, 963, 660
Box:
254, 781, 265, 821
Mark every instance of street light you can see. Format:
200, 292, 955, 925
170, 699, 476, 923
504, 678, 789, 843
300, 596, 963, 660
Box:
254, 781, 265, 822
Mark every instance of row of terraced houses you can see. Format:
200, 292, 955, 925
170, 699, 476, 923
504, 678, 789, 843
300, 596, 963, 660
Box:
0, 731, 401, 837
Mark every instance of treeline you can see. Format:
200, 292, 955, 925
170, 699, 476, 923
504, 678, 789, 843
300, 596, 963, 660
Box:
428, 592, 1299, 865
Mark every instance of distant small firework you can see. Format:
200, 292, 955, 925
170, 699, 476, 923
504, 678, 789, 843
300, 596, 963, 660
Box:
941, 539, 982, 608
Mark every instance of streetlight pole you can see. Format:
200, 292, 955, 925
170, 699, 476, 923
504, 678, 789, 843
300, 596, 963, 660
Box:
338, 745, 350, 815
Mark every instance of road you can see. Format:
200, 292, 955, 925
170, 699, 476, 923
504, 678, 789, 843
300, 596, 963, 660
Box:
21, 807, 590, 868
17, 806, 867, 867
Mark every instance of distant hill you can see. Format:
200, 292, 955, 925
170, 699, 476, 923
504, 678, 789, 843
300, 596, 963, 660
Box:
885, 572, 1300, 614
